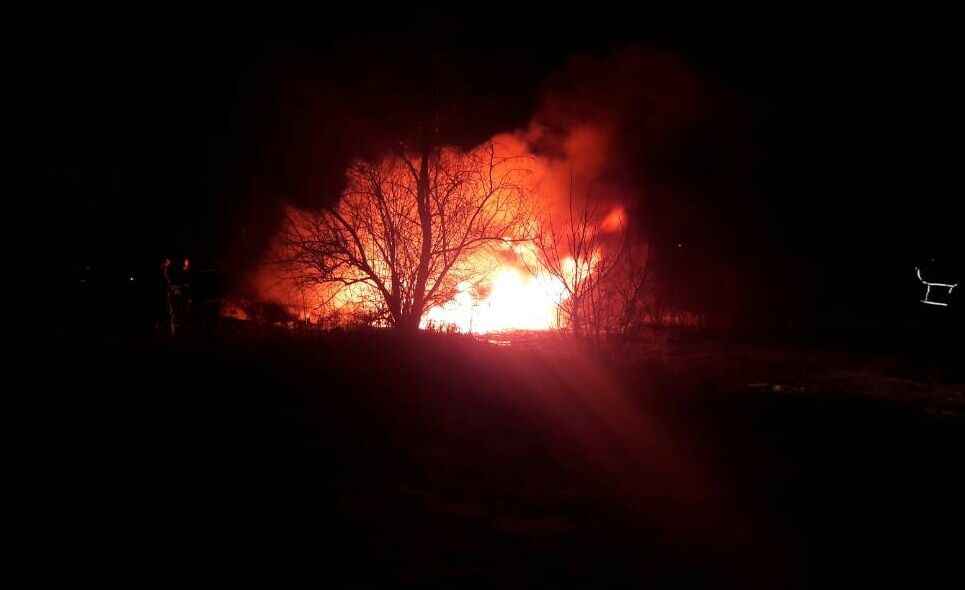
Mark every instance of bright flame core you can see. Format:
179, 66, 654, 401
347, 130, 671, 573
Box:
422, 267, 568, 334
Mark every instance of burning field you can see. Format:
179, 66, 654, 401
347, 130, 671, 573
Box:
244, 50, 706, 338
253, 130, 638, 336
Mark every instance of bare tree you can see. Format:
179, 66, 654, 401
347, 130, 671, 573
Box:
525, 179, 654, 348
525, 181, 623, 345
277, 140, 533, 331
610, 230, 654, 339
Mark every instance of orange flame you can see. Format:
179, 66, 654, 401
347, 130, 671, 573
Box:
255, 130, 629, 334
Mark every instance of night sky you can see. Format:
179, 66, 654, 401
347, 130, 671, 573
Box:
29, 5, 963, 330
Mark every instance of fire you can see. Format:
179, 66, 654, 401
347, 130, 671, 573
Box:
260, 202, 624, 334
257, 129, 631, 334
419, 233, 606, 334
422, 266, 568, 334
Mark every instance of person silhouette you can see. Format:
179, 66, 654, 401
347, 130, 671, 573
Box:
155, 257, 175, 338
172, 258, 192, 334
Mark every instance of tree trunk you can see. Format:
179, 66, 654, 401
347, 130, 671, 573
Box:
407, 142, 433, 330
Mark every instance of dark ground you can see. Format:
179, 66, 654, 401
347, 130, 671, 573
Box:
20, 329, 964, 588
